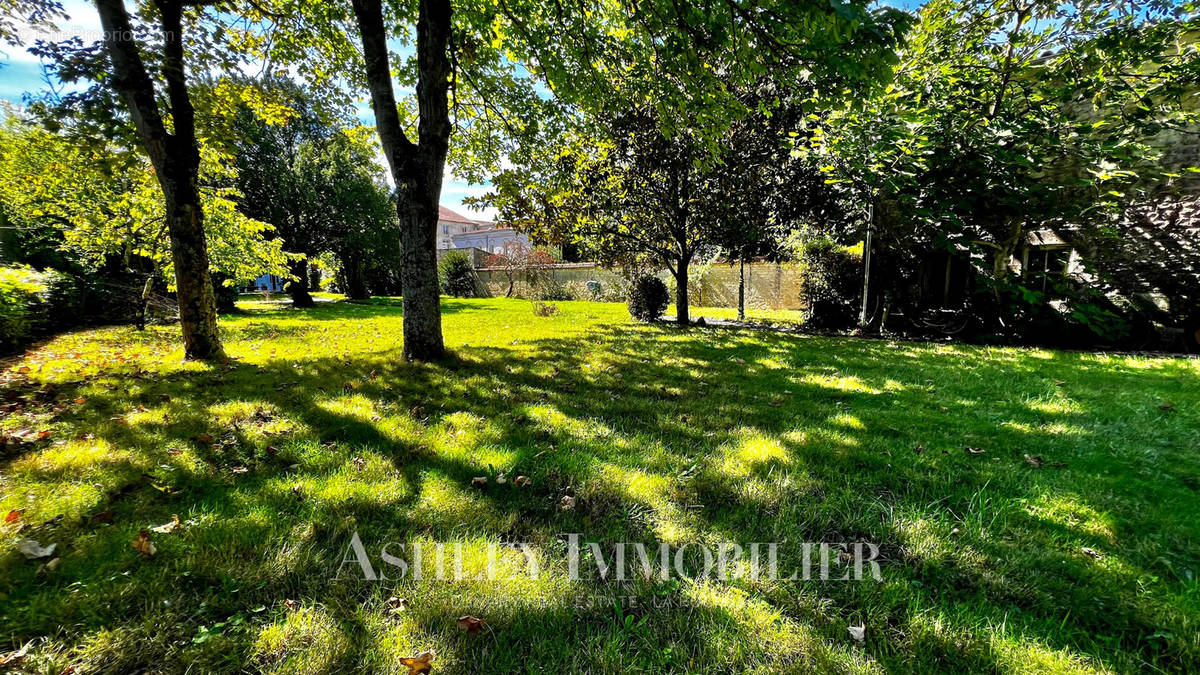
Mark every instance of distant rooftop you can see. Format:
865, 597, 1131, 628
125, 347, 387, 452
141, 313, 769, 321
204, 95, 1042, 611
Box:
438, 205, 482, 225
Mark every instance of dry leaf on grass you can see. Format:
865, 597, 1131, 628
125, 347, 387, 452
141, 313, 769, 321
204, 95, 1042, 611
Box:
194, 433, 214, 444
4, 508, 23, 524
131, 529, 156, 557
470, 476, 488, 489
0, 643, 29, 668
284, 599, 299, 611
1023, 454, 1044, 468
386, 596, 409, 613
399, 651, 434, 675
457, 615, 487, 634
1082, 547, 1103, 559
965, 446, 986, 455
848, 625, 866, 643
560, 495, 576, 510
151, 514, 181, 534
17, 539, 56, 559
513, 475, 531, 488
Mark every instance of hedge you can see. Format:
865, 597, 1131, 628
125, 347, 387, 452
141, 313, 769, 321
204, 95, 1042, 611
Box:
0, 265, 99, 355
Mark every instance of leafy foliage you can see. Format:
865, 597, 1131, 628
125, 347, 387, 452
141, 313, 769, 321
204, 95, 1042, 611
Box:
626, 275, 669, 322
438, 251, 476, 298
795, 239, 863, 329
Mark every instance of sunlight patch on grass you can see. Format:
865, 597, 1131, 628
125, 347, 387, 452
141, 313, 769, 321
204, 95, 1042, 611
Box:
717, 433, 791, 478
253, 605, 350, 674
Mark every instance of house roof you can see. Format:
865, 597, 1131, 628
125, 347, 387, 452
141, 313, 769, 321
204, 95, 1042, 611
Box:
438, 205, 480, 225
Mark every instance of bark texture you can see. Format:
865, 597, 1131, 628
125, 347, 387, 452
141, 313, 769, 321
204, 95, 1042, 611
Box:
287, 257, 314, 307
95, 0, 223, 360
351, 0, 450, 360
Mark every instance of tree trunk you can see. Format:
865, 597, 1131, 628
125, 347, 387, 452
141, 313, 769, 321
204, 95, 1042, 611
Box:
342, 252, 370, 300
351, 0, 449, 361
95, 0, 223, 360
674, 258, 690, 325
738, 256, 745, 322
287, 256, 314, 307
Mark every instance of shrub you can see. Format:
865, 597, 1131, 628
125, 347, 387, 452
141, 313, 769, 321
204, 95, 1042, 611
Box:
532, 301, 559, 317
0, 266, 48, 352
535, 278, 574, 301
627, 275, 669, 321
796, 239, 862, 328
438, 251, 476, 298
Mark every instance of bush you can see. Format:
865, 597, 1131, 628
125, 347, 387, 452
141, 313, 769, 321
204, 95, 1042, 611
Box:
438, 251, 476, 298
627, 275, 669, 321
796, 240, 862, 328
532, 301, 559, 317
0, 266, 48, 352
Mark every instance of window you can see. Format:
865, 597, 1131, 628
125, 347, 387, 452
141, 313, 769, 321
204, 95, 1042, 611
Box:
442, 225, 449, 234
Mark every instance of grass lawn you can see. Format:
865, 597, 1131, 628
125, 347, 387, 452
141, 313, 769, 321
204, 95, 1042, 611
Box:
1, 296, 1197, 673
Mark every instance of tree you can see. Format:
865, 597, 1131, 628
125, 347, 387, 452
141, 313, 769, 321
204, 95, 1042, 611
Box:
347, 0, 451, 360
228, 80, 394, 305
484, 243, 556, 298
809, 0, 1200, 336
0, 110, 291, 327
89, 0, 224, 359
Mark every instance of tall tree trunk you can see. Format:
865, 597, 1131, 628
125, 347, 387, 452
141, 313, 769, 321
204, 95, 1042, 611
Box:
342, 252, 370, 300
738, 255, 746, 322
674, 258, 690, 325
287, 256, 314, 307
95, 0, 223, 360
352, 0, 449, 361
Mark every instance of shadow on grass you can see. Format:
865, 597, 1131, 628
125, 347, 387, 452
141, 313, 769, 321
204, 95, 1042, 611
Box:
1, 306, 1197, 673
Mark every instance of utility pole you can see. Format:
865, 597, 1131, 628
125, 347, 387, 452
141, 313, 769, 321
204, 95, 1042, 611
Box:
859, 201, 873, 327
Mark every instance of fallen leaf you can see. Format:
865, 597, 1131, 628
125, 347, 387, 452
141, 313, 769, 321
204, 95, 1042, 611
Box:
231, 466, 249, 474
1160, 403, 1175, 412
1023, 454, 1044, 468
912, 445, 925, 455
965, 447, 986, 455
848, 625, 866, 643
39, 557, 61, 573
4, 508, 24, 524
266, 445, 278, 456
0, 643, 29, 667
151, 514, 181, 534
1053, 379, 1066, 386
74, 397, 87, 405
352, 456, 366, 470
514, 475, 531, 488
284, 599, 299, 611
950, 527, 961, 537
17, 538, 56, 559
90, 509, 115, 524
1082, 547, 1102, 560
470, 476, 488, 489
131, 529, 156, 557
399, 651, 434, 675
560, 495, 576, 510
387, 596, 409, 613
195, 433, 215, 444
457, 615, 487, 634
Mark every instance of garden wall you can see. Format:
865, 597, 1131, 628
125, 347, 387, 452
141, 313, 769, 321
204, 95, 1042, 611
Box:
472, 261, 807, 310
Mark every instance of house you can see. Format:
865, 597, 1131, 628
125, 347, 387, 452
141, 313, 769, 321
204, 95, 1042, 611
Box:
248, 273, 287, 292
450, 225, 530, 254
436, 206, 488, 250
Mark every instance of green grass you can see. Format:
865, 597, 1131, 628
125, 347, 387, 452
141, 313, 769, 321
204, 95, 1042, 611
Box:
1, 296, 1197, 673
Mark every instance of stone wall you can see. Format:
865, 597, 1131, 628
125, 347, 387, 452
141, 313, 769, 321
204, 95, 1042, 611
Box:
472, 261, 807, 310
